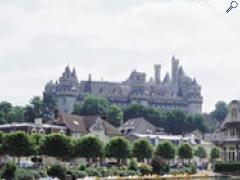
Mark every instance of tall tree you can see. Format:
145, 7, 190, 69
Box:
43, 93, 56, 121
30, 96, 43, 118
178, 143, 193, 164
105, 137, 131, 166
74, 136, 104, 164
195, 146, 207, 162
2, 132, 34, 164
107, 104, 123, 127
211, 101, 228, 123
133, 139, 153, 162
40, 134, 73, 161
210, 147, 221, 162
0, 102, 12, 114
73, 96, 109, 116
155, 141, 176, 162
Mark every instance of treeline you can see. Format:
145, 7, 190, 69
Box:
0, 131, 220, 166
0, 96, 44, 124
73, 96, 209, 134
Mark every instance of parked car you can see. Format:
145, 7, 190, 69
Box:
19, 160, 34, 168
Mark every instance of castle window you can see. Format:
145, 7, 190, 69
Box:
99, 87, 103, 94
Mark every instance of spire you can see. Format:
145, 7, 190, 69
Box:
179, 66, 185, 76
163, 73, 170, 83
72, 68, 77, 78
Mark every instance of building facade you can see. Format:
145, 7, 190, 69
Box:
220, 100, 240, 162
44, 56, 203, 114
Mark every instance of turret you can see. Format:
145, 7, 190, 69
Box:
171, 56, 179, 84
154, 64, 161, 83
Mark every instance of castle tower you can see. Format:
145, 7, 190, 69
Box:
154, 64, 161, 83
171, 56, 179, 84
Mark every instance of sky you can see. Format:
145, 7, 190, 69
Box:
0, 0, 239, 113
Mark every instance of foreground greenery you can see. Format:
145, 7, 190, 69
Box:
0, 131, 221, 179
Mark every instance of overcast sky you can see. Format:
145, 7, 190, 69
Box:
0, 0, 239, 113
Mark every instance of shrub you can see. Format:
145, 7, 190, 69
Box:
214, 162, 240, 172
86, 167, 101, 177
1, 161, 16, 180
128, 159, 138, 171
14, 169, 35, 180
139, 163, 152, 175
151, 156, 168, 175
47, 164, 67, 180
79, 163, 86, 171
67, 169, 87, 180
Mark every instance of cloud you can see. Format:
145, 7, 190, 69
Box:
0, 0, 239, 113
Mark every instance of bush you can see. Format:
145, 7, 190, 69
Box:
79, 163, 86, 171
86, 167, 101, 177
151, 156, 168, 175
14, 169, 35, 180
67, 169, 87, 180
1, 161, 16, 180
214, 162, 240, 172
117, 170, 140, 176
47, 164, 67, 180
128, 159, 138, 171
169, 164, 197, 175
139, 163, 152, 175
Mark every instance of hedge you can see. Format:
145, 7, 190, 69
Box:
214, 162, 240, 172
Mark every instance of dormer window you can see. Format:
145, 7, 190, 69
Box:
231, 108, 238, 121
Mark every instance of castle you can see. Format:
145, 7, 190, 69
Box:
44, 56, 203, 114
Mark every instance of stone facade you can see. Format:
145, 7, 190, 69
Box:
44, 56, 203, 114
220, 100, 240, 162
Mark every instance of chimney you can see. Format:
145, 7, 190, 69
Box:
34, 118, 43, 125
154, 64, 161, 83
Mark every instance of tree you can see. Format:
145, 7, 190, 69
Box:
0, 102, 12, 114
74, 136, 104, 164
133, 139, 153, 162
2, 132, 34, 164
164, 110, 186, 134
30, 96, 43, 118
193, 114, 209, 133
210, 147, 221, 162
105, 137, 131, 165
107, 105, 123, 127
40, 134, 73, 161
178, 143, 193, 164
43, 92, 56, 121
1, 161, 16, 180
195, 146, 207, 162
73, 96, 109, 116
211, 101, 228, 123
155, 141, 176, 162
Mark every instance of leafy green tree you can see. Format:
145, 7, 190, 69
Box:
73, 96, 109, 116
74, 136, 104, 163
133, 139, 153, 162
105, 137, 131, 165
43, 92, 57, 121
5, 106, 24, 123
30, 96, 43, 118
211, 101, 228, 123
164, 110, 186, 134
193, 114, 209, 133
178, 144, 193, 164
47, 164, 67, 180
29, 134, 44, 156
1, 161, 16, 180
0, 102, 12, 114
155, 141, 176, 162
195, 146, 207, 162
211, 147, 221, 162
2, 132, 34, 164
107, 104, 123, 127
40, 134, 73, 161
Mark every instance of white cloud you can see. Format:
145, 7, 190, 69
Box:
0, 0, 239, 112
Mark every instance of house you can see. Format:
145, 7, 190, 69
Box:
119, 117, 166, 141
53, 114, 121, 142
219, 100, 240, 162
0, 118, 67, 135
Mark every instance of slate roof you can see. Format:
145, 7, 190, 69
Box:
55, 114, 120, 135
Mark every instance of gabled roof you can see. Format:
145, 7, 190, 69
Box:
221, 100, 240, 130
120, 117, 165, 135
55, 114, 120, 135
